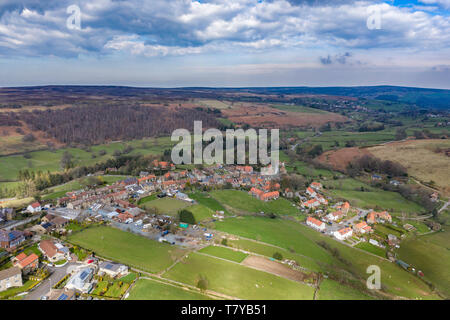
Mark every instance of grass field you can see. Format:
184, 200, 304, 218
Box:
317, 279, 375, 300
210, 190, 298, 216
214, 216, 335, 265
396, 230, 450, 297
0, 136, 174, 183
162, 252, 315, 300
215, 216, 439, 300
328, 187, 425, 214
127, 278, 211, 300
198, 246, 248, 263
187, 204, 216, 222
227, 239, 322, 272
369, 139, 450, 195
354, 242, 387, 258
68, 226, 186, 273
141, 197, 192, 215
188, 191, 229, 215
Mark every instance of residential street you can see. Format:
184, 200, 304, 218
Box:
24, 262, 76, 300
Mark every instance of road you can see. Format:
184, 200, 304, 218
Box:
24, 262, 76, 300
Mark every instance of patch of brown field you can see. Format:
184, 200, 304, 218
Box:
317, 147, 371, 172
0, 121, 63, 155
222, 104, 347, 129
368, 139, 450, 196
0, 104, 72, 113
242, 255, 315, 283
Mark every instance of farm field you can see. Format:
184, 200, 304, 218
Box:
216, 216, 439, 300
188, 191, 229, 215
68, 226, 186, 273
127, 278, 212, 300
396, 230, 450, 297
369, 139, 450, 195
210, 190, 298, 215
162, 252, 315, 300
317, 279, 375, 300
354, 242, 387, 258
271, 104, 330, 114
327, 188, 425, 214
309, 129, 396, 151
0, 136, 174, 184
227, 238, 322, 272
140, 197, 192, 215
187, 204, 216, 222
214, 216, 335, 265
198, 246, 248, 263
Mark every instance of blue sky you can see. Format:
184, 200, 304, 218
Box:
0, 0, 449, 88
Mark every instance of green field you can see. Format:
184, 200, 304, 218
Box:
396, 230, 450, 297
162, 252, 315, 300
210, 190, 298, 216
354, 242, 387, 258
328, 187, 424, 214
188, 191, 229, 215
227, 239, 322, 272
141, 197, 192, 215
187, 204, 216, 222
215, 216, 335, 265
198, 246, 248, 263
127, 278, 211, 300
0, 136, 174, 184
68, 226, 186, 273
317, 279, 375, 300
215, 216, 439, 300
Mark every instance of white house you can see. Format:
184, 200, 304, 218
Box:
98, 261, 128, 278
306, 187, 317, 198
306, 217, 326, 232
333, 227, 353, 241
326, 211, 344, 222
66, 267, 95, 293
27, 202, 42, 213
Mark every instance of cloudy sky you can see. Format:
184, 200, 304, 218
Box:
0, 0, 449, 88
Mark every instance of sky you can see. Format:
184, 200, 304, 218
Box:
0, 0, 449, 88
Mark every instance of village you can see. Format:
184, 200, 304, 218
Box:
0, 159, 429, 300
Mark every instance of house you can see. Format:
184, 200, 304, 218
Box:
12, 253, 39, 274
354, 221, 372, 234
0, 267, 22, 292
48, 288, 76, 300
0, 230, 25, 249
0, 208, 15, 220
333, 227, 353, 241
340, 202, 350, 214
306, 217, 326, 232
310, 182, 322, 190
302, 199, 320, 209
260, 191, 279, 201
306, 187, 317, 198
26, 202, 42, 213
326, 210, 344, 222
98, 261, 129, 278
38, 240, 70, 262
372, 174, 382, 181
65, 267, 95, 293
367, 211, 392, 224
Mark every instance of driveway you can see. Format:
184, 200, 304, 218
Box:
24, 262, 76, 300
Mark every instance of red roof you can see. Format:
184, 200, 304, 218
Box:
30, 202, 41, 208
18, 253, 39, 268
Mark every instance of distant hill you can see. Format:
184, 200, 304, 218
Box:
0, 85, 449, 110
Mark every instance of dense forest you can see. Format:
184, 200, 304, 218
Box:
16, 104, 220, 145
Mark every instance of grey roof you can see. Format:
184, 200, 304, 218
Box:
0, 267, 21, 281
99, 261, 124, 272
